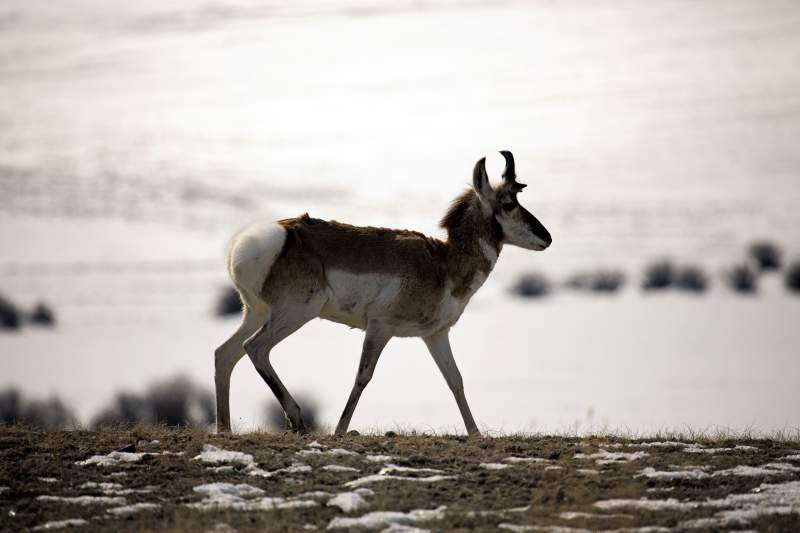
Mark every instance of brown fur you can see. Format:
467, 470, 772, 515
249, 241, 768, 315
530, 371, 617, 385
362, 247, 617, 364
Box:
260, 189, 501, 327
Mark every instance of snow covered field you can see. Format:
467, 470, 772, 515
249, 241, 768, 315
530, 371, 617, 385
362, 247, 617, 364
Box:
1, 0, 799, 433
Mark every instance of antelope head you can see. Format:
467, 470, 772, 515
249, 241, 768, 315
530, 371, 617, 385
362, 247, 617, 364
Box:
473, 151, 552, 251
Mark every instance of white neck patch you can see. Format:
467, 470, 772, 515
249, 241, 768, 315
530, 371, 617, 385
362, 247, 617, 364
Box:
479, 239, 499, 270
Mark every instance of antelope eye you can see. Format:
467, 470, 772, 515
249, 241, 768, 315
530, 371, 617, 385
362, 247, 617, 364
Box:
502, 202, 515, 212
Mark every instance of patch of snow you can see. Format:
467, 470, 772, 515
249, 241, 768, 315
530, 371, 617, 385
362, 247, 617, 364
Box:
322, 465, 360, 473
193, 482, 264, 499
636, 467, 710, 480
503, 456, 547, 464
545, 465, 564, 471
678, 480, 800, 528
298, 491, 335, 500
80, 482, 124, 491
343, 474, 454, 488
343, 465, 453, 488
782, 454, 800, 461
107, 502, 160, 515
109, 472, 127, 478
634, 441, 691, 448
278, 500, 318, 510
327, 491, 370, 512
307, 441, 324, 448
480, 462, 509, 470
380, 525, 430, 533
498, 524, 589, 532
76, 451, 152, 466
37, 495, 127, 506
577, 469, 600, 475
150, 440, 160, 444
38, 478, 60, 483
594, 498, 701, 512
193, 444, 254, 466
0, 486, 8, 493
298, 448, 358, 458
188, 482, 318, 512
246, 461, 312, 478
559, 512, 633, 520
574, 449, 648, 465
32, 519, 89, 530
327, 505, 446, 530
465, 506, 529, 518
79, 481, 155, 496
381, 464, 443, 475
208, 465, 236, 474
713, 463, 800, 477
365, 454, 394, 463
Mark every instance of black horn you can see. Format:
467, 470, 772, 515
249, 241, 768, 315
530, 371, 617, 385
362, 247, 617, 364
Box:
500, 150, 527, 191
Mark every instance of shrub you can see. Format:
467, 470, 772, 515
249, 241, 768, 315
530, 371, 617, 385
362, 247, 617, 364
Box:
30, 302, 56, 326
675, 266, 709, 293
567, 270, 625, 293
0, 294, 21, 330
726, 264, 758, 294
264, 394, 319, 432
216, 287, 242, 317
0, 388, 78, 429
786, 262, 800, 293
747, 241, 782, 271
511, 273, 550, 298
642, 260, 675, 290
92, 375, 214, 427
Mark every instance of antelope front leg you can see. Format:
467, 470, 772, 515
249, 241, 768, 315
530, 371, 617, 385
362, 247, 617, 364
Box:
335, 322, 391, 435
423, 331, 480, 436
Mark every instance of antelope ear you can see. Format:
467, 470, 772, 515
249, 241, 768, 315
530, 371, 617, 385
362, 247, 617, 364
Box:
472, 157, 495, 202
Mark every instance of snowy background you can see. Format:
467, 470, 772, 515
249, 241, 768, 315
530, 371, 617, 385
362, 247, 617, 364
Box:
1, 0, 799, 433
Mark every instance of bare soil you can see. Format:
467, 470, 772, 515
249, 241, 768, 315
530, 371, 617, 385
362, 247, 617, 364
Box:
1, 426, 799, 532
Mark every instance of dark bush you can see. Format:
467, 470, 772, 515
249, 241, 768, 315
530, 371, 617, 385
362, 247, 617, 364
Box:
0, 294, 22, 330
642, 260, 675, 290
216, 287, 242, 317
747, 241, 782, 271
30, 302, 56, 326
511, 273, 550, 298
264, 394, 319, 432
567, 270, 625, 293
92, 375, 214, 427
676, 266, 709, 293
785, 262, 800, 293
0, 388, 78, 429
726, 264, 758, 294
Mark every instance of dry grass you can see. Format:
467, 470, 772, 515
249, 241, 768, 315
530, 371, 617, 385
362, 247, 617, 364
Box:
1, 425, 799, 532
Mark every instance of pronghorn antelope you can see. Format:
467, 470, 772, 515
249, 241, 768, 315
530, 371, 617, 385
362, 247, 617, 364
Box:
215, 151, 551, 436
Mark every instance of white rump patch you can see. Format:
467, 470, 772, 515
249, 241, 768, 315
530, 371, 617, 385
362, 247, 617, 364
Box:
227, 221, 286, 311
32, 519, 89, 530
326, 505, 446, 530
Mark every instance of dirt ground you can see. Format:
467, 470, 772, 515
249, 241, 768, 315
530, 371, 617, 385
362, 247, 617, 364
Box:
1, 426, 799, 532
